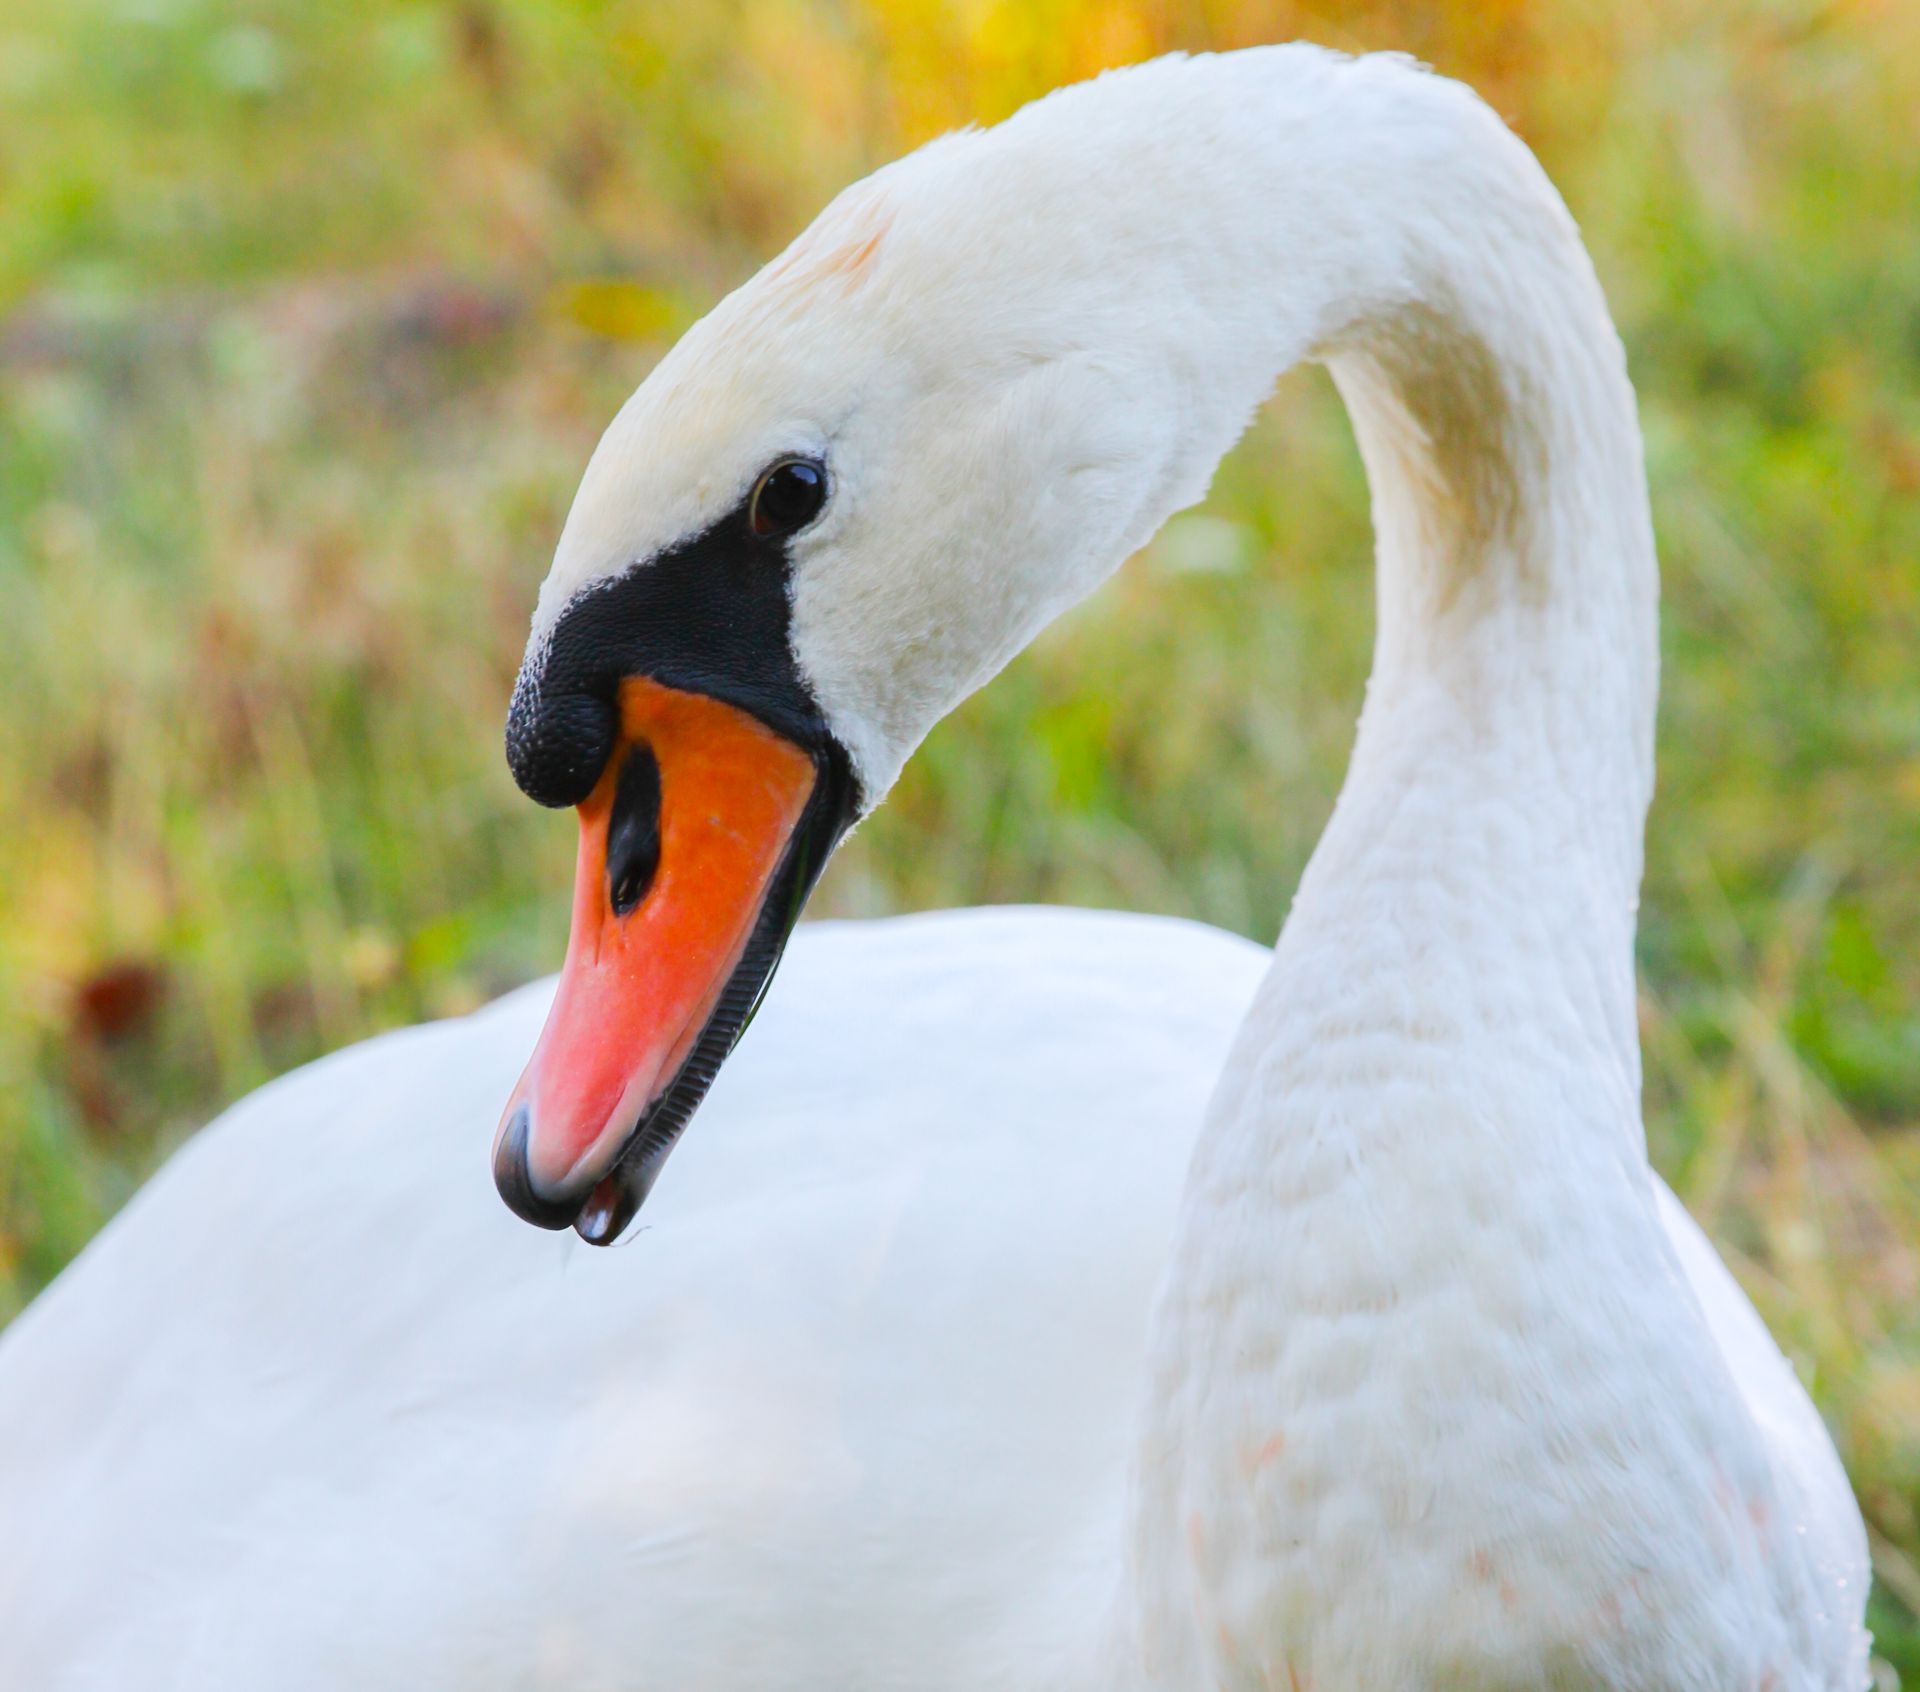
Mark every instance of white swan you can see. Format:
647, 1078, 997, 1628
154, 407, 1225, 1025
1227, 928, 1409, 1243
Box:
0, 46, 1870, 1690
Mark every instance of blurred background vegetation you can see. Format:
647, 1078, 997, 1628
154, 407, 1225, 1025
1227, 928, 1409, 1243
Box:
0, 0, 1917, 1668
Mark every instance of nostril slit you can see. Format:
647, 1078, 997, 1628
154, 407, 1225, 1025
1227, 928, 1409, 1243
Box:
606, 742, 663, 917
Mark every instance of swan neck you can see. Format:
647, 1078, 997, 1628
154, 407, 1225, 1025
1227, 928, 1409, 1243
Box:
1301, 121, 1658, 880
1323, 257, 1657, 889
1046, 50, 1662, 878
1114, 55, 1662, 1680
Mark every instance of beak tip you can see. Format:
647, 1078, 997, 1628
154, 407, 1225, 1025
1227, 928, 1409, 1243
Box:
573, 1188, 621, 1246
492, 1102, 582, 1231
572, 1166, 643, 1247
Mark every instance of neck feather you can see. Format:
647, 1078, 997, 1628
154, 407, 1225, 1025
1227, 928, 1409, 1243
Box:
1051, 52, 1664, 1675
966, 48, 1659, 908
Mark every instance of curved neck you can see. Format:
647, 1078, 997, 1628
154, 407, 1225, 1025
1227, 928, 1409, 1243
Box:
1133, 52, 1658, 894
1292, 97, 1660, 1047
996, 48, 1661, 1021
1057, 53, 1662, 1680
972, 48, 1659, 911
1320, 213, 1658, 921
1281, 61, 1658, 1065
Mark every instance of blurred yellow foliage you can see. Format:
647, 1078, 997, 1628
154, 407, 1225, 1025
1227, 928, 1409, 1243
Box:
547, 278, 690, 342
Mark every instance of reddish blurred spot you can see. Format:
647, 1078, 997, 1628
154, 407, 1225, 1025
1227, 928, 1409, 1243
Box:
391, 281, 520, 348
71, 961, 167, 1043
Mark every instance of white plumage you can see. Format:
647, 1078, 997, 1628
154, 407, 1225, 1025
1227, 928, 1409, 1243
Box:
0, 913, 1265, 1688
0, 44, 1870, 1689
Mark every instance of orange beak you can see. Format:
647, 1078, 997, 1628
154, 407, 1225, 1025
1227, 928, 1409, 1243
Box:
493, 676, 842, 1242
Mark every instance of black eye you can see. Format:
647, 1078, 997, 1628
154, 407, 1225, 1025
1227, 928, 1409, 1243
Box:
749, 458, 827, 539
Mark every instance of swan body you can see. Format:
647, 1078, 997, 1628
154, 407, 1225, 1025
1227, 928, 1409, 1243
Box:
0, 912, 1259, 1690
0, 43, 1870, 1689
0, 913, 1865, 1689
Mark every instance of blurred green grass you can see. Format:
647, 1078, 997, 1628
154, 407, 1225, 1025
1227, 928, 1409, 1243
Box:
2, 0, 1918, 1668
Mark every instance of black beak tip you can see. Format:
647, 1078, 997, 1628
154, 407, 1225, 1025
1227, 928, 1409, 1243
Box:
492, 1104, 584, 1231
573, 1185, 626, 1246
572, 1142, 671, 1246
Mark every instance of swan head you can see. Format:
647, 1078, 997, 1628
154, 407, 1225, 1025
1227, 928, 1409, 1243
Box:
492, 59, 1289, 1241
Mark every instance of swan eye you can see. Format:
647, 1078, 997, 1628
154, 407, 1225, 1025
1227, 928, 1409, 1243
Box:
749, 459, 827, 539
